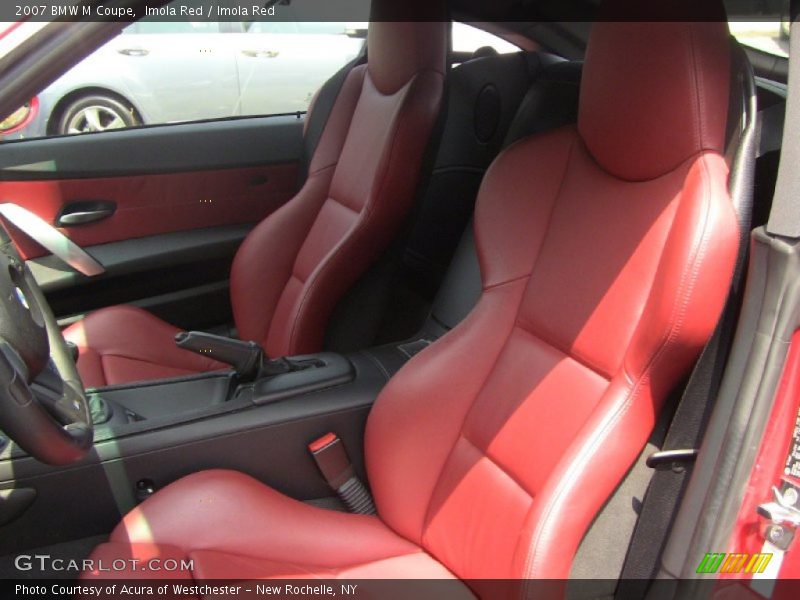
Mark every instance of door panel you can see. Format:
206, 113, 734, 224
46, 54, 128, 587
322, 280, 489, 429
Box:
1, 163, 298, 260
29, 224, 251, 329
29, 224, 253, 294
0, 115, 305, 327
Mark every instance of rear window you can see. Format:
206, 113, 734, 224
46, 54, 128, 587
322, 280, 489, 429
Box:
452, 23, 520, 55
729, 21, 789, 58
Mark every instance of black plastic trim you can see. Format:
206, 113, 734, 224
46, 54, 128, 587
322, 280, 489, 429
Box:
0, 115, 304, 180
0, 353, 386, 481
28, 223, 253, 293
245, 353, 355, 406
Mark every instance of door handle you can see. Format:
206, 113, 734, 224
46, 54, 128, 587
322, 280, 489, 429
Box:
118, 48, 149, 57
0, 203, 105, 277
56, 200, 116, 227
241, 49, 280, 58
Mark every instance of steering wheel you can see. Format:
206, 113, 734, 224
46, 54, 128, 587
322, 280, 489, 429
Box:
0, 216, 93, 465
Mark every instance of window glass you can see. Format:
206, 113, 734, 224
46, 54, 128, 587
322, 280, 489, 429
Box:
1, 9, 364, 142
297, 22, 350, 35
729, 21, 789, 57
726, 0, 790, 57
452, 22, 520, 55
245, 22, 300, 34
125, 21, 221, 35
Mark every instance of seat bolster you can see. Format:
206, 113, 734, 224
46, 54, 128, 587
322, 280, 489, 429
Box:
514, 375, 655, 580
63, 305, 226, 388
105, 470, 429, 572
85, 544, 458, 584
516, 154, 738, 580
187, 548, 459, 580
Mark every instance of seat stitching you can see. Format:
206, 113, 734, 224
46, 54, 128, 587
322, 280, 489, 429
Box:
478, 131, 576, 290
514, 321, 613, 380
420, 133, 575, 553
419, 283, 528, 544
522, 157, 715, 583
328, 194, 360, 214
285, 71, 430, 352
483, 273, 530, 292
460, 433, 535, 499
306, 67, 367, 177
687, 23, 707, 150
186, 545, 441, 576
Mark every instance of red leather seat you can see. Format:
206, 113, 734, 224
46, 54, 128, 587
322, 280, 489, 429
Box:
84, 18, 739, 582
64, 20, 447, 388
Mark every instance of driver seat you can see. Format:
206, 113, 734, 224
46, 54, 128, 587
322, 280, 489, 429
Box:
83, 17, 738, 582
64, 16, 447, 388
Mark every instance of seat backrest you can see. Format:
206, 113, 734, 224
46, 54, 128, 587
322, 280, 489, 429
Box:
405, 50, 582, 293
326, 49, 585, 353
229, 18, 446, 357
365, 18, 740, 582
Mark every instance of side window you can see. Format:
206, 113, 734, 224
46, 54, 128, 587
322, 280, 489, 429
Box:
452, 22, 520, 56
726, 0, 790, 58
0, 12, 364, 143
238, 20, 363, 115
296, 23, 351, 35
245, 22, 300, 34
124, 21, 221, 35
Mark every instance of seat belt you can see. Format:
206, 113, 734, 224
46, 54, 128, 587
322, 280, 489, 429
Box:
308, 432, 376, 515
615, 40, 758, 597
299, 50, 367, 182
615, 308, 739, 596
384, 35, 454, 297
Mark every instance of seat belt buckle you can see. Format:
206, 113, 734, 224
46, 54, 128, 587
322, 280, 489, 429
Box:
308, 433, 355, 489
308, 432, 376, 515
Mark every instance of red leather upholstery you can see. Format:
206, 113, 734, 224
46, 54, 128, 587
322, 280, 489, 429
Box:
578, 21, 731, 181
231, 21, 446, 357
85, 17, 739, 582
367, 135, 735, 580
86, 470, 459, 581
64, 306, 226, 388
66, 20, 447, 387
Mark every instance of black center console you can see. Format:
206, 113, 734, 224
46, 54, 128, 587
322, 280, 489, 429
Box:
88, 352, 357, 432
0, 201, 483, 557
0, 347, 397, 555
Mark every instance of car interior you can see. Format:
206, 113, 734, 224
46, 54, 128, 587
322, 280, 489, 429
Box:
0, 0, 794, 595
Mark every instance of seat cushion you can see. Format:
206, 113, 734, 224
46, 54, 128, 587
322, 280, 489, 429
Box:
84, 470, 460, 581
63, 305, 226, 388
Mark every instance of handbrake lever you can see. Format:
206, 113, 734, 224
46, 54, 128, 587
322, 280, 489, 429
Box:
175, 331, 263, 379
174, 331, 300, 381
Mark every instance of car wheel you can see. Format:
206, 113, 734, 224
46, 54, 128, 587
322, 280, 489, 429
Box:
57, 95, 139, 135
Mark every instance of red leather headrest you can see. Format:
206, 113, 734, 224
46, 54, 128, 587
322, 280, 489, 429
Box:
366, 21, 447, 95
578, 19, 731, 181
